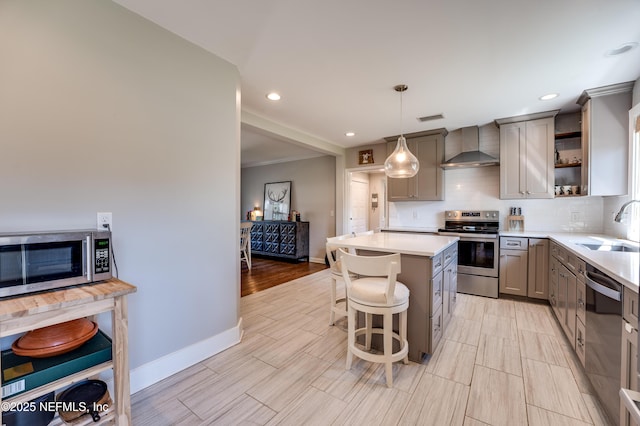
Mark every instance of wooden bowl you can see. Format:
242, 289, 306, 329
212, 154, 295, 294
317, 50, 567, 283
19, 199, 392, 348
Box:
11, 318, 99, 358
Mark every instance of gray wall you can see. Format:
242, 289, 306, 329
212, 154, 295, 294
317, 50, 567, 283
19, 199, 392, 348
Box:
0, 0, 240, 383
241, 156, 336, 261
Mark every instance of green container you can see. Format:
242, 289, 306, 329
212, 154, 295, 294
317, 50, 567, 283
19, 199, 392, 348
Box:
1, 330, 112, 399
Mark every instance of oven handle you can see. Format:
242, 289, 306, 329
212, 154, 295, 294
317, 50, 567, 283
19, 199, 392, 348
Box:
585, 271, 621, 301
438, 232, 497, 240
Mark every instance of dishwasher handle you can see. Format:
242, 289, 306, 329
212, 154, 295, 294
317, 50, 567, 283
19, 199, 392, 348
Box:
585, 271, 622, 301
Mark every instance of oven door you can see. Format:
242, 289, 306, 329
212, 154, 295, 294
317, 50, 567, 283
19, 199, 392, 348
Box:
447, 234, 499, 278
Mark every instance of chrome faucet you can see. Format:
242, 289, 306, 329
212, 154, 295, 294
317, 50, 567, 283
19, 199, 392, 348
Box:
614, 200, 640, 223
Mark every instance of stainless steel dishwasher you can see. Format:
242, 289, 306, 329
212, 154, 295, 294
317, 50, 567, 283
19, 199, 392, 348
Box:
585, 264, 623, 425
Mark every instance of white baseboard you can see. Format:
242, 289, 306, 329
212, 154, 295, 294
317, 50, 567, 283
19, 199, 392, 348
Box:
130, 317, 243, 394
309, 257, 325, 264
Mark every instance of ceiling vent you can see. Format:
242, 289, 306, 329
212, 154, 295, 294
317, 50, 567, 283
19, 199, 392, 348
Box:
417, 113, 444, 122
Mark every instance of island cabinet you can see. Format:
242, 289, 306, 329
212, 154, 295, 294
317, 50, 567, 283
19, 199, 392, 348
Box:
442, 243, 458, 329
339, 232, 459, 361
577, 82, 633, 196
385, 128, 446, 201
496, 112, 557, 199
0, 279, 136, 426
250, 220, 309, 261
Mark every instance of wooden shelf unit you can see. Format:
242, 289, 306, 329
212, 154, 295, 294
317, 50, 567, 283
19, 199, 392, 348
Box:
0, 279, 136, 425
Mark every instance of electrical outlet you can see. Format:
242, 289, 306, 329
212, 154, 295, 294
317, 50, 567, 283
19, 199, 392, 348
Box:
412, 211, 418, 220
571, 212, 580, 222
97, 212, 113, 231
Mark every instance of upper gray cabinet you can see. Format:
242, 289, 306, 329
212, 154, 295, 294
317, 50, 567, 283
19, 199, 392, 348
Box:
577, 82, 633, 196
385, 129, 446, 201
496, 111, 558, 199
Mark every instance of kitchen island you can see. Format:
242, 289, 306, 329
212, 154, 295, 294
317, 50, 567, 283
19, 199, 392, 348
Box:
337, 232, 459, 361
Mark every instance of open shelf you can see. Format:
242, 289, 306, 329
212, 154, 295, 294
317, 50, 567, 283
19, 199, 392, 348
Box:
554, 131, 581, 140
4, 361, 113, 405
555, 162, 582, 168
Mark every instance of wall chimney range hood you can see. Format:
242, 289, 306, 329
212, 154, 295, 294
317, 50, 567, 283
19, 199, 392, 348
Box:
440, 126, 499, 169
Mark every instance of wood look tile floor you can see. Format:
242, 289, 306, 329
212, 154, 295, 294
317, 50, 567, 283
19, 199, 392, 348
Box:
131, 269, 614, 425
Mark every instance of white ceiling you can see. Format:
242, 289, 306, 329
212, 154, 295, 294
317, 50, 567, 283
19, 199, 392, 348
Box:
113, 0, 640, 167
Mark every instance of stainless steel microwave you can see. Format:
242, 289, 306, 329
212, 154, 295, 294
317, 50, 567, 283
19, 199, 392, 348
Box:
0, 229, 112, 298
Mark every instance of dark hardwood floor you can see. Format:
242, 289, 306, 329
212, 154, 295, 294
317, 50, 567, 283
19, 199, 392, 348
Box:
241, 256, 328, 297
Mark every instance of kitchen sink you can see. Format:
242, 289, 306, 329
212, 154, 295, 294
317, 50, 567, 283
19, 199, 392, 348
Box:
578, 243, 640, 253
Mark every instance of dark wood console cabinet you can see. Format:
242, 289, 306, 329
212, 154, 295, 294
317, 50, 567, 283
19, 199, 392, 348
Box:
250, 220, 309, 261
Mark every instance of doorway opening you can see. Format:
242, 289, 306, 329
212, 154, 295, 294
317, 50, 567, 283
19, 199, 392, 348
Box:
345, 166, 386, 234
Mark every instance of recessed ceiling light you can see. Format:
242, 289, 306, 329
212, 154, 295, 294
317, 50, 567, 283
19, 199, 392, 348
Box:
345, 132, 355, 137
606, 42, 638, 56
539, 93, 558, 101
266, 92, 281, 101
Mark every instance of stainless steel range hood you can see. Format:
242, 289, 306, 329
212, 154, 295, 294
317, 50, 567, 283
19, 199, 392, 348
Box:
440, 126, 499, 169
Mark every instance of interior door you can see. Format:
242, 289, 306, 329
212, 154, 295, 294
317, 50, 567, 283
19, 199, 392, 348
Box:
349, 176, 369, 234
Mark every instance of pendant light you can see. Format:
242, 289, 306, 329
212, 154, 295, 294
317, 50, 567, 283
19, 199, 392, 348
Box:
384, 84, 419, 178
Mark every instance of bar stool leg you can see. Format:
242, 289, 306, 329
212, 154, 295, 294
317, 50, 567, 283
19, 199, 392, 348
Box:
346, 306, 355, 370
400, 310, 408, 364
384, 312, 393, 388
329, 276, 337, 325
365, 313, 372, 351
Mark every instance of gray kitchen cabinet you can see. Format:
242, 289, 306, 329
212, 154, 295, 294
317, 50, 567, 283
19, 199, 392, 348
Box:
558, 264, 577, 348
358, 243, 456, 361
550, 240, 583, 356
624, 285, 639, 331
499, 237, 528, 297
577, 82, 633, 196
622, 286, 639, 426
429, 252, 445, 353
385, 129, 446, 201
549, 254, 559, 316
497, 113, 557, 199
575, 316, 586, 367
442, 243, 458, 328
527, 238, 549, 299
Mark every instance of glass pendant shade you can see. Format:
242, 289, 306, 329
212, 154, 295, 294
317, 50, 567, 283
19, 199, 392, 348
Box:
384, 135, 419, 178
384, 84, 419, 178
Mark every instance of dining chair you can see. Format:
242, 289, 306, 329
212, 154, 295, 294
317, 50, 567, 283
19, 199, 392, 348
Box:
339, 248, 409, 387
240, 222, 253, 270
325, 233, 358, 325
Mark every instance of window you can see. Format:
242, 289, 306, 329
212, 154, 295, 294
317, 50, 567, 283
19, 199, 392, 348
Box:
628, 105, 640, 242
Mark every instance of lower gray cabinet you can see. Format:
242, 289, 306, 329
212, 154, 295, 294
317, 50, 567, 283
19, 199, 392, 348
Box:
622, 287, 639, 426
499, 237, 528, 297
250, 220, 309, 261
527, 238, 549, 299
442, 244, 458, 328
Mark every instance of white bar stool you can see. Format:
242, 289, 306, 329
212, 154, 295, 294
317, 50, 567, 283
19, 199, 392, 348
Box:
339, 249, 409, 387
326, 231, 375, 325
326, 234, 356, 325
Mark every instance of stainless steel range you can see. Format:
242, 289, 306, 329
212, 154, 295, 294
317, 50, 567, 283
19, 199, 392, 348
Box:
438, 210, 499, 298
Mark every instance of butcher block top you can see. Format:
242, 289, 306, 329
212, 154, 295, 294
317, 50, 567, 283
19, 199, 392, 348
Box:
0, 279, 136, 323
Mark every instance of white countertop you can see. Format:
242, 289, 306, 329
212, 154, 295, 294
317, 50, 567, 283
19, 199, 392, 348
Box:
381, 226, 440, 234
335, 232, 459, 257
501, 231, 639, 292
